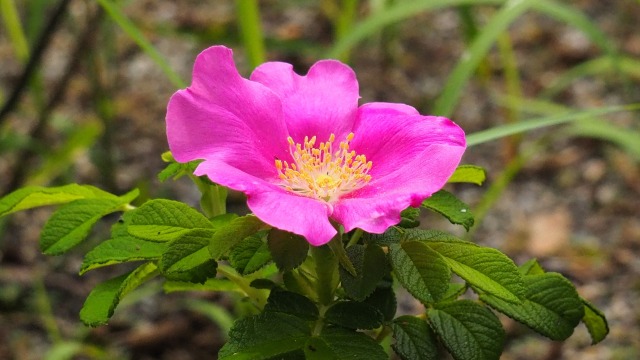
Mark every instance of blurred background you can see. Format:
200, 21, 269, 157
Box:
0, 0, 639, 359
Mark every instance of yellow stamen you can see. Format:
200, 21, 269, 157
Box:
275, 132, 373, 202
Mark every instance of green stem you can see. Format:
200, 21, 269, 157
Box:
312, 304, 329, 336
217, 264, 267, 310
375, 325, 392, 343
346, 228, 363, 248
310, 243, 339, 306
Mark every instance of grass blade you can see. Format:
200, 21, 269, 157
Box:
235, 0, 266, 69
96, 0, 186, 88
467, 104, 640, 147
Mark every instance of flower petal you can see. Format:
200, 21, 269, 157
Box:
250, 60, 359, 143
349, 103, 466, 179
195, 160, 337, 246
332, 143, 465, 234
167, 46, 291, 178
331, 103, 466, 233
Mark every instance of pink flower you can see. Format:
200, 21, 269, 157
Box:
166, 46, 466, 246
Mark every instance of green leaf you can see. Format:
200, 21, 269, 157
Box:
80, 262, 159, 326
415, 230, 525, 303
399, 207, 421, 228
311, 243, 340, 305
264, 290, 319, 321
421, 190, 474, 230
159, 229, 216, 283
304, 327, 387, 360
40, 196, 131, 255
80, 236, 167, 274
439, 282, 468, 302
518, 258, 545, 275
339, 244, 388, 301
392, 315, 439, 360
0, 184, 119, 217
389, 241, 450, 304
209, 215, 267, 259
447, 165, 486, 185
283, 270, 317, 302
364, 227, 403, 247
363, 286, 397, 322
267, 228, 309, 272
218, 312, 310, 360
163, 278, 242, 293
428, 300, 504, 360
480, 273, 584, 341
229, 232, 271, 275
157, 158, 201, 182
127, 199, 213, 242
582, 299, 609, 344
324, 301, 383, 330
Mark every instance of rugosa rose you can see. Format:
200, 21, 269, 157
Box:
166, 46, 466, 246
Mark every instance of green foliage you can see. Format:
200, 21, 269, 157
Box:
422, 190, 474, 230
339, 244, 388, 301
428, 300, 505, 360
447, 165, 487, 185
80, 262, 159, 327
582, 299, 610, 344
0, 184, 126, 217
411, 230, 526, 303
480, 272, 584, 341
389, 241, 451, 304
159, 229, 217, 283
127, 199, 213, 242
264, 290, 319, 321
392, 315, 439, 360
304, 327, 387, 360
267, 228, 309, 271
209, 215, 267, 258
80, 236, 167, 274
324, 301, 383, 330
229, 232, 272, 275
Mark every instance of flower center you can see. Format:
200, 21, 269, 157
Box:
275, 133, 372, 202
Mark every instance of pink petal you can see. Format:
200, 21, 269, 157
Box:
195, 161, 337, 246
166, 46, 291, 178
250, 60, 359, 143
332, 143, 465, 233
349, 103, 466, 179
331, 103, 466, 233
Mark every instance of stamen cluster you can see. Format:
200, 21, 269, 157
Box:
275, 133, 372, 202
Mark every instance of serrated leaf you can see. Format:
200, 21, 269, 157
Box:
163, 278, 242, 293
209, 215, 267, 259
267, 228, 309, 271
339, 244, 388, 301
439, 282, 468, 302
304, 327, 387, 360
518, 258, 545, 275
80, 262, 158, 326
364, 286, 397, 322
264, 290, 319, 321
40, 196, 131, 255
415, 230, 525, 303
364, 227, 403, 246
229, 233, 271, 275
390, 241, 450, 304
399, 207, 421, 228
428, 300, 504, 360
127, 199, 213, 242
324, 301, 383, 330
392, 315, 439, 360
158, 155, 201, 182
480, 273, 584, 341
159, 229, 216, 283
447, 165, 486, 185
80, 236, 167, 274
218, 312, 310, 360
0, 184, 119, 217
422, 190, 474, 230
582, 299, 609, 344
